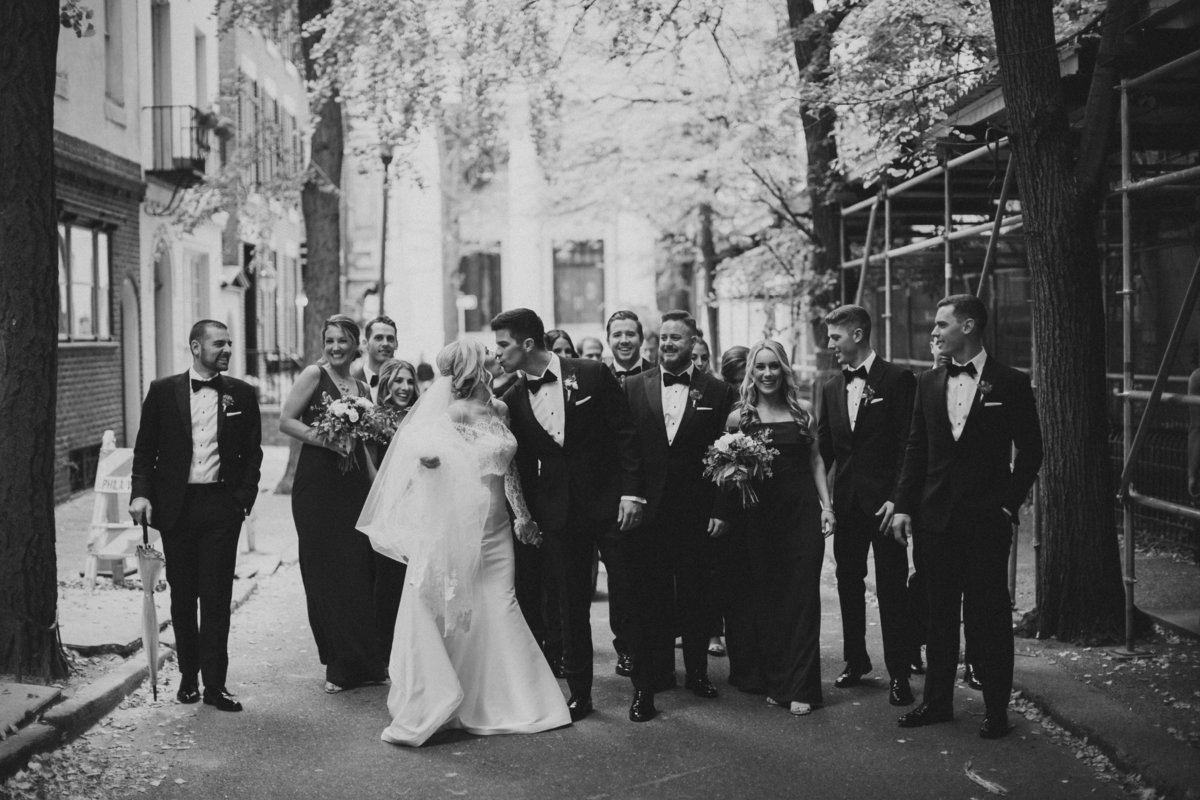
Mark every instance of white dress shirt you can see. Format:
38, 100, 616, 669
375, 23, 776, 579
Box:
187, 367, 221, 484
947, 349, 988, 441
661, 365, 694, 445
845, 350, 877, 432
527, 353, 566, 447
362, 364, 379, 403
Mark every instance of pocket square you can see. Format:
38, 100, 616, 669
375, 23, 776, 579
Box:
984, 401, 1003, 407
696, 406, 713, 412
226, 411, 243, 417
574, 396, 593, 406
868, 397, 884, 404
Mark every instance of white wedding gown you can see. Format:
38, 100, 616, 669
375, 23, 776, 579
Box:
380, 415, 570, 746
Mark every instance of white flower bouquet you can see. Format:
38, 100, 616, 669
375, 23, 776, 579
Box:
702, 430, 780, 508
311, 392, 393, 473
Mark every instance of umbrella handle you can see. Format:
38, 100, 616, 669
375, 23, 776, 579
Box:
141, 519, 149, 546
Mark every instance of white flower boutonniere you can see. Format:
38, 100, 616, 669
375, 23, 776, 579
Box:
977, 380, 994, 398
688, 387, 703, 406
563, 374, 579, 394
221, 394, 235, 411
862, 384, 877, 404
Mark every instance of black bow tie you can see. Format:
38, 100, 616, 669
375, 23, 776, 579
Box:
662, 371, 691, 387
526, 372, 558, 394
369, 374, 379, 387
844, 366, 868, 382
191, 377, 220, 393
946, 362, 978, 378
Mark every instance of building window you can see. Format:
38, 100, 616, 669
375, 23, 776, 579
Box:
58, 222, 112, 340
103, 0, 124, 106
553, 240, 604, 325
458, 251, 502, 332
189, 250, 210, 322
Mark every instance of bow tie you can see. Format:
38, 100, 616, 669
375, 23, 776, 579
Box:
526, 372, 558, 393
369, 374, 379, 387
662, 371, 691, 387
946, 362, 978, 378
191, 377, 220, 393
844, 366, 868, 382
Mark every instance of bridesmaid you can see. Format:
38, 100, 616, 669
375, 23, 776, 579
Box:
724, 340, 836, 716
372, 358, 420, 660
280, 314, 387, 693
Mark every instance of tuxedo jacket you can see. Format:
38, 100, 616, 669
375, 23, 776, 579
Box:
894, 357, 1042, 533
503, 357, 644, 532
131, 373, 264, 531
817, 358, 916, 517
624, 368, 737, 526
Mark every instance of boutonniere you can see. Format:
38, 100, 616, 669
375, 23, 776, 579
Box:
977, 380, 993, 398
221, 394, 235, 411
688, 387, 703, 405
563, 373, 579, 400
862, 384, 877, 404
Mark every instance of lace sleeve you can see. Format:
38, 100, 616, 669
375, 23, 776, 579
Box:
504, 460, 533, 525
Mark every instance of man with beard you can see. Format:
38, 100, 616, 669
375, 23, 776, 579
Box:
131, 321, 263, 712
353, 315, 398, 403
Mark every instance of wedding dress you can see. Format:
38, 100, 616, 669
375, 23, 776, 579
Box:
357, 381, 570, 746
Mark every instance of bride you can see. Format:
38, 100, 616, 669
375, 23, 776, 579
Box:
357, 340, 571, 746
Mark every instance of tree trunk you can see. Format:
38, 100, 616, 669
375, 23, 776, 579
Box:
0, 0, 70, 680
698, 202, 720, 355
786, 0, 848, 315
988, 0, 1124, 641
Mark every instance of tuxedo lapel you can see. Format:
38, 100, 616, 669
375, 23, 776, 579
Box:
174, 373, 191, 439
215, 377, 226, 439
957, 360, 995, 444
643, 368, 668, 442
516, 373, 563, 452
676, 371, 701, 440
932, 367, 953, 438
852, 358, 887, 440
828, 375, 852, 442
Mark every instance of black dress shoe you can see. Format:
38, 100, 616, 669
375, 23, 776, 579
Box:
684, 674, 718, 699
615, 652, 634, 678
176, 686, 200, 704
833, 661, 872, 689
889, 678, 914, 706
897, 703, 952, 728
567, 695, 593, 722
629, 691, 657, 723
979, 714, 1011, 739
202, 689, 243, 712
963, 663, 984, 691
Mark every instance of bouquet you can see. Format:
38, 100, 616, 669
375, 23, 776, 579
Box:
311, 393, 394, 473
702, 430, 780, 508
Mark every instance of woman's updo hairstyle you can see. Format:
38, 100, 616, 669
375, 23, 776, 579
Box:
436, 340, 492, 399
321, 314, 362, 360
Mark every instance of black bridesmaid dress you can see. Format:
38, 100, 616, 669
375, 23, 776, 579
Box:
292, 367, 386, 688
742, 419, 824, 706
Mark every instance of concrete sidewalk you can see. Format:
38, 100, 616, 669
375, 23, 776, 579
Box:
0, 445, 298, 780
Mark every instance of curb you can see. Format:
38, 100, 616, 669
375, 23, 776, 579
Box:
0, 566, 269, 782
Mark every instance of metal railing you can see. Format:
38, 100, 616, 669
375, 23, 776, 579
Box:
244, 348, 303, 407
146, 105, 211, 176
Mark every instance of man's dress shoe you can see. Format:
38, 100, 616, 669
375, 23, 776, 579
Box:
979, 714, 1012, 739
833, 662, 872, 689
889, 678, 915, 706
629, 691, 657, 723
963, 663, 983, 691
897, 703, 953, 728
176, 686, 200, 705
615, 652, 634, 678
202, 689, 243, 712
567, 695, 593, 722
684, 674, 718, 699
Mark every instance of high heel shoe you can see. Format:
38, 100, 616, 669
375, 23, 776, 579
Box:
324, 681, 345, 694
789, 702, 813, 716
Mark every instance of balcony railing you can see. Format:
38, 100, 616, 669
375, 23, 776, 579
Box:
146, 105, 212, 186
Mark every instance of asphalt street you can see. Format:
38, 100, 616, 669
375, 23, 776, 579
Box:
89, 562, 1127, 800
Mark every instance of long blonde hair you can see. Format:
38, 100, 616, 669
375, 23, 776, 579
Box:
738, 339, 812, 440
436, 340, 492, 399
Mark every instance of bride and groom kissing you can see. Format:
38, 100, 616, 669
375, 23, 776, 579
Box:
358, 306, 734, 745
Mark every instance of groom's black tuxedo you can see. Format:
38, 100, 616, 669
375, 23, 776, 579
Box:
817, 356, 916, 680
503, 357, 644, 700
894, 355, 1042, 718
624, 367, 736, 688
132, 371, 262, 694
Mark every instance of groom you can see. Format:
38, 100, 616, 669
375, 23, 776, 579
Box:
492, 308, 646, 722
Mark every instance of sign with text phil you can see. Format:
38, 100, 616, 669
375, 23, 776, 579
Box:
85, 446, 158, 585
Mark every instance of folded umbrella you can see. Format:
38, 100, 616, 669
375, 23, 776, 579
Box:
136, 520, 165, 700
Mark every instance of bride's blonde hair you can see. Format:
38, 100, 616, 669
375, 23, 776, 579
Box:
436, 340, 492, 399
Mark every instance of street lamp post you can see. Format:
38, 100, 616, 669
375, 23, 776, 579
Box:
379, 143, 394, 317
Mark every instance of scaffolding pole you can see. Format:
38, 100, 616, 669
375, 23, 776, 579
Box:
883, 190, 893, 360
854, 190, 883, 307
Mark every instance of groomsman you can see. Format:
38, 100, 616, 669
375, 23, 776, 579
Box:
579, 336, 605, 362
623, 311, 737, 721
492, 308, 646, 722
892, 295, 1042, 739
817, 305, 917, 707
352, 315, 397, 402
607, 310, 651, 386
130, 321, 263, 712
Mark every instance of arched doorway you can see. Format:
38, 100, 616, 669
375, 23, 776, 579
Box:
153, 241, 174, 378
121, 278, 141, 445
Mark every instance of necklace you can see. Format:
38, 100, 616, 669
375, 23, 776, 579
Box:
328, 368, 354, 397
